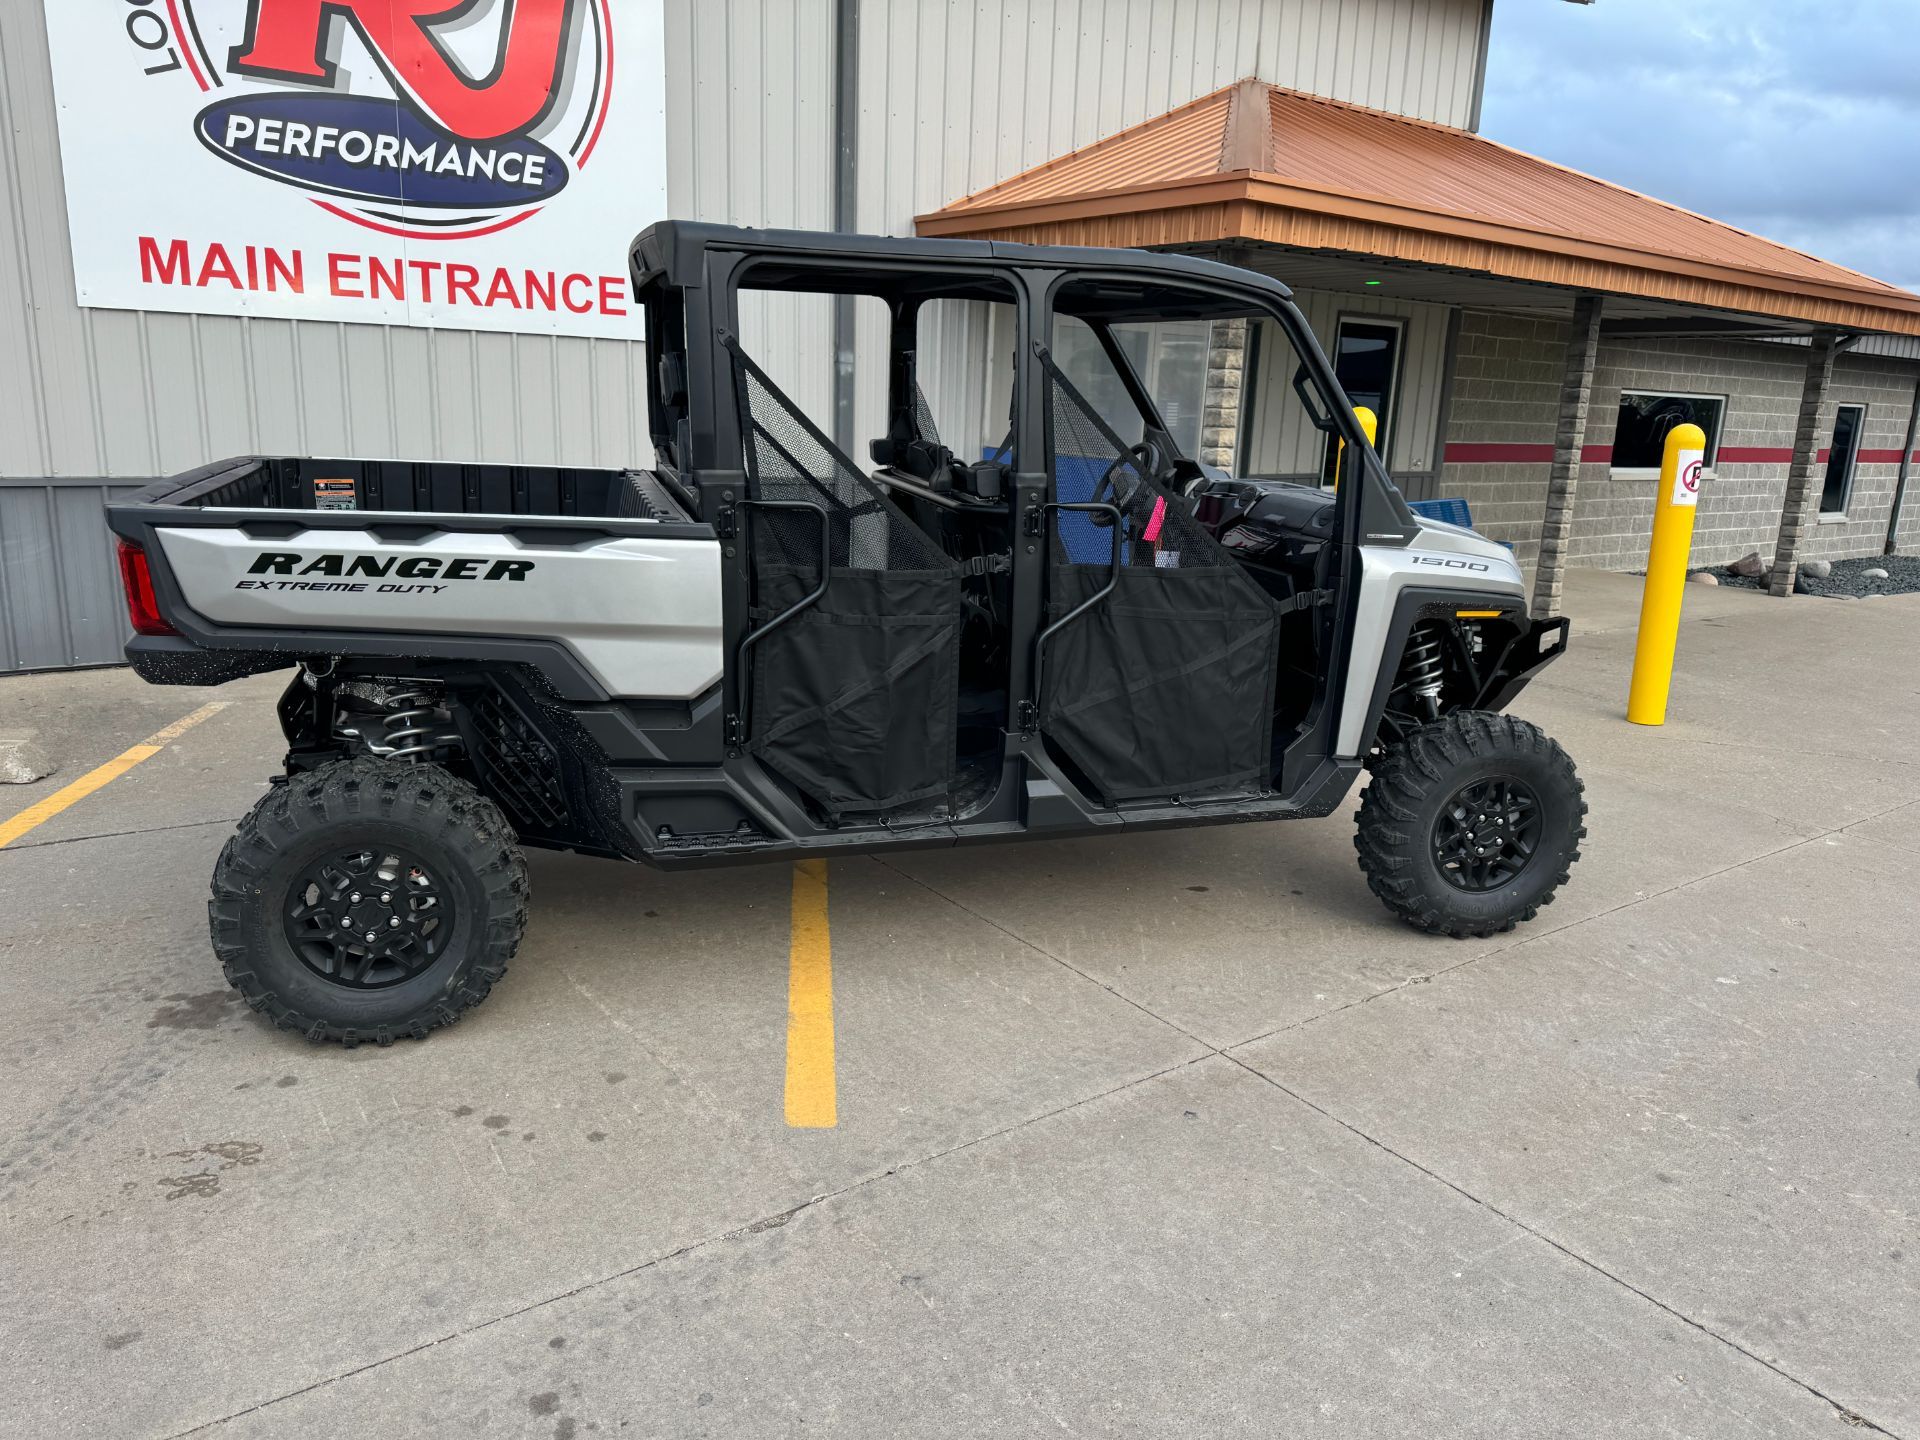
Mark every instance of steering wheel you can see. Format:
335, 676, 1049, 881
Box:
1089, 441, 1165, 527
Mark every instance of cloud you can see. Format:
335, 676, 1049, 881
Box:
1480, 0, 1920, 292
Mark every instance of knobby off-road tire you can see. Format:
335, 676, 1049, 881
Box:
1356, 710, 1586, 938
210, 758, 528, 1047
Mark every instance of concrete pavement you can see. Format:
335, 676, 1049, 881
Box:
1, 572, 1915, 1437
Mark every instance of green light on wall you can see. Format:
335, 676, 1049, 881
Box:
1364, 279, 1383, 286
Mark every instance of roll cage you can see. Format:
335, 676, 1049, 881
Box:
629, 222, 1422, 824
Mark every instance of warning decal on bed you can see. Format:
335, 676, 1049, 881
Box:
313, 477, 357, 511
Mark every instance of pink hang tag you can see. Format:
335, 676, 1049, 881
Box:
1141, 495, 1167, 543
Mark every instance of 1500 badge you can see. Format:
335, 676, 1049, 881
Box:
235, 551, 536, 594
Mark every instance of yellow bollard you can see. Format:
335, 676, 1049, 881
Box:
1333, 406, 1378, 491
1626, 423, 1706, 725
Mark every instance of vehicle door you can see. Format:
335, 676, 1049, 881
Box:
713, 259, 1032, 823
1027, 279, 1285, 806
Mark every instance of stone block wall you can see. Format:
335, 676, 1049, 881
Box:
1438, 310, 1919, 573
1200, 317, 1248, 471
1801, 365, 1915, 561
1435, 309, 1568, 569
1567, 335, 1806, 571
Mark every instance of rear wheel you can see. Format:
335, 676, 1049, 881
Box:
1355, 711, 1585, 937
210, 758, 528, 1046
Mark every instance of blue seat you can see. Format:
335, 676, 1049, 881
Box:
990, 448, 1127, 566
1407, 496, 1475, 529
1051, 454, 1127, 565
1408, 496, 1515, 551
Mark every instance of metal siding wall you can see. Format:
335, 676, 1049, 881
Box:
854, 0, 1488, 461
0, 0, 1482, 465
666, 0, 838, 420
855, 0, 1486, 248
1243, 288, 1452, 479
0, 4, 653, 484
668, 0, 1496, 460
918, 299, 1018, 461
0, 0, 1485, 672
0, 479, 141, 672
0, 0, 830, 672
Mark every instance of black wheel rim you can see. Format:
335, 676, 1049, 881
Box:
1431, 777, 1543, 892
282, 847, 452, 990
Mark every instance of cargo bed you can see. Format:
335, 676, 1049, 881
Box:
107, 455, 720, 698
132, 454, 697, 523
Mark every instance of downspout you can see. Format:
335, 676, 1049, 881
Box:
1466, 0, 1495, 132
830, 0, 861, 454
1887, 370, 1920, 554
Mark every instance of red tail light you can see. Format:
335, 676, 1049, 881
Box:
116, 539, 178, 637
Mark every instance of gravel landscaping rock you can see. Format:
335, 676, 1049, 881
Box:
1687, 570, 1719, 585
1716, 553, 1920, 598
1729, 551, 1767, 577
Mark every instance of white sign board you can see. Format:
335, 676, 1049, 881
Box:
42, 0, 665, 339
1671, 450, 1704, 507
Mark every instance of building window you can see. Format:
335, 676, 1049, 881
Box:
1820, 404, 1865, 516
1050, 314, 1220, 462
1610, 392, 1725, 473
1321, 318, 1403, 485
1110, 319, 1214, 459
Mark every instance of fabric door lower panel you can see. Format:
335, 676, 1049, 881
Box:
1040, 564, 1279, 803
749, 565, 960, 817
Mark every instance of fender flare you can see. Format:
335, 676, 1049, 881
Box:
1351, 588, 1568, 756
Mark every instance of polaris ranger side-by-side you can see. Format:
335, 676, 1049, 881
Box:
109, 224, 1584, 1047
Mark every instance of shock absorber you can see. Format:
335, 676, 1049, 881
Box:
1399, 625, 1447, 721
379, 687, 460, 762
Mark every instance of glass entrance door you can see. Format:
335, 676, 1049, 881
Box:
1320, 318, 1402, 485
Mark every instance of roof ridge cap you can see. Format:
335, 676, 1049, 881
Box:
1218, 76, 1272, 173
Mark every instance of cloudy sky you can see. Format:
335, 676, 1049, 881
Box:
1480, 0, 1920, 292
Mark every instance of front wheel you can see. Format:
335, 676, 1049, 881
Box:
1355, 711, 1585, 938
209, 758, 528, 1046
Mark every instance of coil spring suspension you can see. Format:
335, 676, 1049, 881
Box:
380, 688, 455, 761
1399, 626, 1447, 720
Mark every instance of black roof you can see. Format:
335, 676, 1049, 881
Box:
631, 221, 1294, 306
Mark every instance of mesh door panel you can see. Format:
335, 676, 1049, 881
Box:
733, 354, 949, 573
910, 376, 944, 452
1038, 350, 1281, 803
1045, 370, 1222, 573
726, 338, 960, 817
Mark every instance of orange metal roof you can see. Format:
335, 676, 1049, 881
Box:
918, 80, 1920, 337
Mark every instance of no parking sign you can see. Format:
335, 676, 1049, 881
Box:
1671, 450, 1705, 507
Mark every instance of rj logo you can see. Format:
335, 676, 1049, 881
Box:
228, 0, 577, 141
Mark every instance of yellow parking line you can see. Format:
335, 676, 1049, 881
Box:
784, 859, 837, 1128
0, 701, 229, 850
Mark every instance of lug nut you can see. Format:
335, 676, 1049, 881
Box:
350, 892, 362, 904
365, 930, 377, 943
380, 892, 391, 904
389, 917, 401, 928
